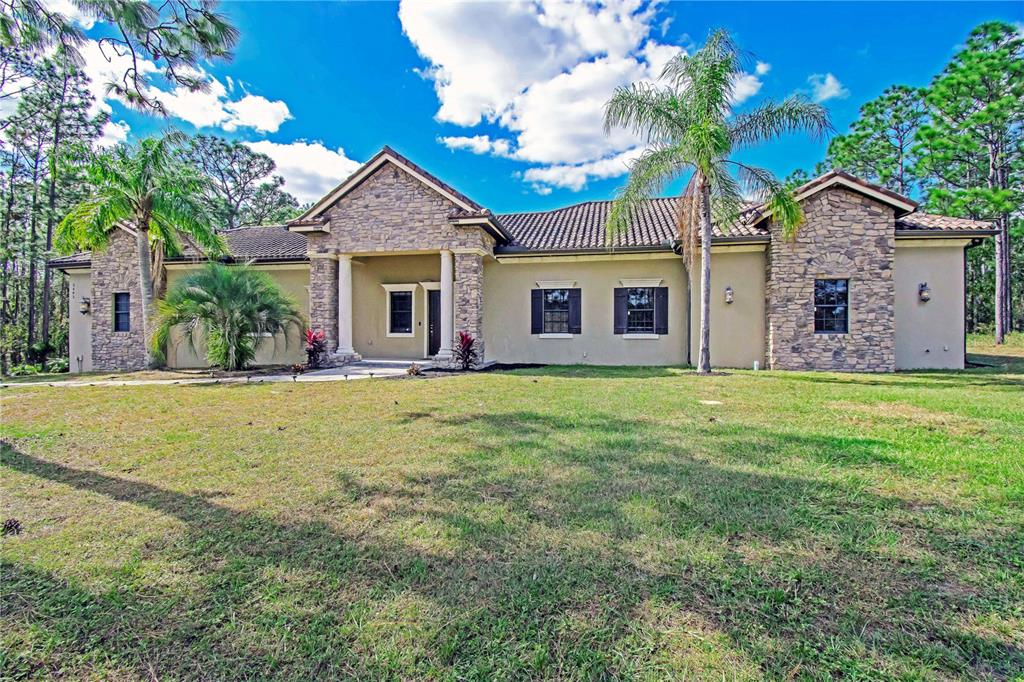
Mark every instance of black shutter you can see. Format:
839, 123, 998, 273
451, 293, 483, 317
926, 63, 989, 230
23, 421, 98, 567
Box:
655, 287, 669, 335
568, 288, 582, 334
613, 288, 627, 334
531, 289, 543, 334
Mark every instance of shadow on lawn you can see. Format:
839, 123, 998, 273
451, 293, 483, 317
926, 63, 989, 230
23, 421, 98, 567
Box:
3, 406, 1022, 680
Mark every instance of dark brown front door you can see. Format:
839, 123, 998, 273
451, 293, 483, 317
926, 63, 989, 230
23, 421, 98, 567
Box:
428, 289, 441, 356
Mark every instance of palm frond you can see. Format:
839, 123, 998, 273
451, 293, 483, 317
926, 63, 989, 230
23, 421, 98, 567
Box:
727, 160, 804, 240
606, 144, 691, 244
728, 95, 832, 150
603, 82, 686, 142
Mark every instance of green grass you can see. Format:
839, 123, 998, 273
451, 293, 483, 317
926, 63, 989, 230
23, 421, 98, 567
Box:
2, 338, 1022, 680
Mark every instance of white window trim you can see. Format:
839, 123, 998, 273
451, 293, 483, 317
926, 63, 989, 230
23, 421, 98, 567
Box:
623, 333, 660, 340
382, 283, 417, 338
539, 333, 574, 339
536, 279, 576, 289
619, 278, 663, 288
419, 281, 440, 291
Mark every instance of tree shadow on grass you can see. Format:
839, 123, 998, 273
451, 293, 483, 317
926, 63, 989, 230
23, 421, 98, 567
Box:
3, 405, 1022, 681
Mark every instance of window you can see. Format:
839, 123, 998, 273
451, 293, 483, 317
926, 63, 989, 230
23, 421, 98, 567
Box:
542, 289, 570, 334
113, 292, 130, 332
814, 279, 848, 334
626, 287, 656, 334
389, 290, 413, 335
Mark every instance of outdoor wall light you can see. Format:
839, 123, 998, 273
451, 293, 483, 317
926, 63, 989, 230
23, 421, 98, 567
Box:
79, 297, 91, 315
918, 282, 931, 303
724, 286, 734, 304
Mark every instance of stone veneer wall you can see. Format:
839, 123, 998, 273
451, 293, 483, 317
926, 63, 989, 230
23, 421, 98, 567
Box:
766, 187, 896, 372
308, 256, 339, 350
454, 252, 485, 361
91, 227, 147, 370
306, 161, 494, 256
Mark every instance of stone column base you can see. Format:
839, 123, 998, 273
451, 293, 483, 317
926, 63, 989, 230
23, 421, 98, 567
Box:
322, 350, 362, 367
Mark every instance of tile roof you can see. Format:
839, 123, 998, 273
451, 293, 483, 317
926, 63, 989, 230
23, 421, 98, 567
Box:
48, 225, 308, 269
495, 198, 767, 252
895, 213, 996, 233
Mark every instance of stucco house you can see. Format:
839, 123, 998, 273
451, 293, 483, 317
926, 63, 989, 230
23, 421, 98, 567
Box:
50, 146, 995, 374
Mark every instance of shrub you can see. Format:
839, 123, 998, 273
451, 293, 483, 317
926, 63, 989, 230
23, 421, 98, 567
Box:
305, 329, 327, 368
153, 262, 305, 371
452, 331, 479, 370
46, 357, 69, 373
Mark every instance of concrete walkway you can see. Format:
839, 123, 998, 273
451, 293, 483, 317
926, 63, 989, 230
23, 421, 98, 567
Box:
1, 359, 433, 389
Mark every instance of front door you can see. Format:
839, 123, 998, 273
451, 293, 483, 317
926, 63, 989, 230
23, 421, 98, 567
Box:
427, 289, 441, 356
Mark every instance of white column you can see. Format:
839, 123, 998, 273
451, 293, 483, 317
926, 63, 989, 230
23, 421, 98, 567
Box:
437, 249, 454, 359
337, 254, 355, 355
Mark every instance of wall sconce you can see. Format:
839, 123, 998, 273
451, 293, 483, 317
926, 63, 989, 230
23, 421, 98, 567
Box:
79, 297, 91, 315
918, 282, 931, 303
724, 286, 734, 304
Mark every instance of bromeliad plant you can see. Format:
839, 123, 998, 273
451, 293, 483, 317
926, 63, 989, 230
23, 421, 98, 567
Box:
452, 331, 479, 370
305, 329, 327, 369
152, 262, 305, 371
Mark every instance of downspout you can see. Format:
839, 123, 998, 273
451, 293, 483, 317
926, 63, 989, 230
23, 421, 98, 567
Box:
672, 239, 690, 366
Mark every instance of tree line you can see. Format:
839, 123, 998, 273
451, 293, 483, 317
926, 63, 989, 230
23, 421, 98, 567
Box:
785, 22, 1022, 343
0, 1, 308, 373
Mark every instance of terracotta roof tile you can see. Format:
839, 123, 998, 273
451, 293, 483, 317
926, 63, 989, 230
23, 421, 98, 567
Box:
895, 213, 995, 233
496, 198, 767, 252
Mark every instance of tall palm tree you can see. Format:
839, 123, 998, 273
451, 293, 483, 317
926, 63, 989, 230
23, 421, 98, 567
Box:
604, 30, 831, 373
152, 262, 304, 371
57, 133, 225, 366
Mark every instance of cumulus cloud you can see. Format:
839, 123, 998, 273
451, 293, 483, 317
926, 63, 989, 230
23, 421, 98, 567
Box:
438, 135, 513, 157
755, 61, 771, 76
730, 72, 763, 105
522, 148, 644, 191
400, 0, 687, 194
808, 72, 849, 103
97, 120, 130, 147
41, 0, 95, 29
75, 39, 291, 133
245, 140, 362, 204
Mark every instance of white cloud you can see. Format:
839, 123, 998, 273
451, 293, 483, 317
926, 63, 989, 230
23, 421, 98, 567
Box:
755, 61, 771, 76
808, 73, 849, 103
97, 120, 130, 147
75, 39, 291, 133
730, 72, 763, 105
245, 140, 362, 204
522, 148, 643, 191
41, 0, 95, 29
400, 0, 689, 193
438, 135, 512, 157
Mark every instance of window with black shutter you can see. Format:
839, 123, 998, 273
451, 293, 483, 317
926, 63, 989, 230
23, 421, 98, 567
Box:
614, 286, 668, 335
113, 292, 130, 332
532, 288, 582, 335
814, 279, 848, 334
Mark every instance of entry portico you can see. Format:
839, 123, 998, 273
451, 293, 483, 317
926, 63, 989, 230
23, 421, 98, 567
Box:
290, 146, 509, 364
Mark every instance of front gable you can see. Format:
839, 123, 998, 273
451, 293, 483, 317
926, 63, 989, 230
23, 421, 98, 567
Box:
290, 146, 507, 254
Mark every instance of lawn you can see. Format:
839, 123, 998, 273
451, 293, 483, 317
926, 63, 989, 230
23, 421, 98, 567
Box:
2, 339, 1022, 680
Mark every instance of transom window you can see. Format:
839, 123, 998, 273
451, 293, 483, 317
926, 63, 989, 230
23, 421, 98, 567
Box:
113, 292, 130, 332
626, 287, 655, 334
542, 289, 570, 334
814, 279, 849, 334
389, 291, 413, 335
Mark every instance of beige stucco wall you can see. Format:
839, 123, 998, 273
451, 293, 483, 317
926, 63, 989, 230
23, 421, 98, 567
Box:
894, 242, 966, 370
688, 248, 767, 369
164, 265, 310, 368
67, 270, 93, 373
483, 255, 688, 365
352, 254, 440, 359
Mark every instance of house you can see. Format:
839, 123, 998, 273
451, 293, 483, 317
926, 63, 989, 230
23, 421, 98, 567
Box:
50, 146, 995, 374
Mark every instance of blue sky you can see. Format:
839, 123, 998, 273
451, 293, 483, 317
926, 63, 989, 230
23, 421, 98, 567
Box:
72, 1, 1022, 214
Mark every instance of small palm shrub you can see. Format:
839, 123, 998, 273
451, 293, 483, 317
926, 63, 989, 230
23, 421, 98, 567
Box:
452, 331, 479, 370
153, 262, 305, 371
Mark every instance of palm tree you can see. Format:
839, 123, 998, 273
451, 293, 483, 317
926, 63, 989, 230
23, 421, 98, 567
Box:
56, 133, 225, 366
604, 30, 831, 373
152, 262, 305, 371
